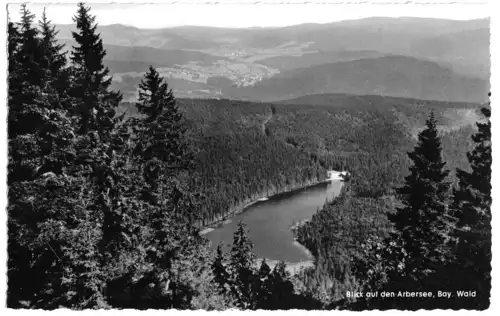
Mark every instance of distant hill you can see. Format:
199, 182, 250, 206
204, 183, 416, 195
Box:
226, 17, 489, 52
55, 23, 221, 50
276, 93, 480, 108
59, 39, 229, 73
55, 17, 490, 103
226, 56, 489, 103
256, 26, 490, 78
257, 50, 387, 71
102, 44, 228, 66
409, 27, 490, 78
55, 17, 490, 51
275, 93, 485, 133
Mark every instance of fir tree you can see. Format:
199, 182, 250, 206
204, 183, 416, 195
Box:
451, 98, 491, 309
134, 66, 193, 171
70, 2, 122, 136
136, 66, 176, 120
132, 66, 195, 217
267, 261, 295, 309
258, 258, 271, 279
453, 105, 491, 216
7, 4, 205, 310
38, 7, 69, 98
229, 222, 257, 309
388, 111, 452, 281
256, 259, 272, 308
9, 4, 45, 139
7, 21, 21, 76
7, 52, 107, 308
112, 68, 200, 308
7, 20, 22, 139
16, 4, 44, 87
212, 245, 230, 295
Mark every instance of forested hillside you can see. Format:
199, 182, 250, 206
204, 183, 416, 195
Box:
7, 3, 491, 310
117, 94, 482, 228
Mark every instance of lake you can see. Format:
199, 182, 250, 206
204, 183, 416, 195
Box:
205, 180, 344, 263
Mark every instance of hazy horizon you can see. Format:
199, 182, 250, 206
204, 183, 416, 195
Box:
47, 16, 491, 30
7, 2, 490, 29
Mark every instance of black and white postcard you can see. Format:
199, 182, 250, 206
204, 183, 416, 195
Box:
2, 0, 494, 312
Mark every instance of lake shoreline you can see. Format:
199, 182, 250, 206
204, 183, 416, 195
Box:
199, 176, 339, 236
263, 257, 314, 275
252, 224, 315, 275
201, 171, 346, 274
284, 173, 348, 273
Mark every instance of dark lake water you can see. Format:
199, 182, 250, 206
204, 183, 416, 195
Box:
206, 180, 343, 263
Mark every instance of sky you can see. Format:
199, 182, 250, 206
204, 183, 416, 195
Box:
6, 0, 490, 29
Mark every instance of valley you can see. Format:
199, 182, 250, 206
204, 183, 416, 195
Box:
116, 94, 482, 232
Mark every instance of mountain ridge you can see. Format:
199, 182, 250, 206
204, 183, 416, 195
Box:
224, 55, 489, 103
54, 16, 490, 32
53, 17, 489, 103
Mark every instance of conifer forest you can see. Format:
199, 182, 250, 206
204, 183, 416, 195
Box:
6, 3, 491, 310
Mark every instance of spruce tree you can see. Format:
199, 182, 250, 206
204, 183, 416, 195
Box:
212, 245, 231, 295
38, 8, 69, 98
70, 2, 122, 136
256, 259, 272, 308
7, 4, 207, 309
113, 67, 200, 308
268, 261, 295, 308
7, 21, 21, 77
453, 105, 491, 216
16, 4, 44, 87
8, 20, 22, 139
132, 66, 195, 218
7, 90, 82, 307
7, 9, 107, 304
134, 66, 192, 171
9, 4, 45, 139
136, 66, 176, 120
258, 258, 271, 279
67, 5, 133, 304
388, 111, 451, 281
229, 222, 257, 309
230, 222, 256, 275
451, 98, 491, 309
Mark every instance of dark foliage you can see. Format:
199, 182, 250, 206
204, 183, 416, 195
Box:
448, 102, 492, 309
6, 3, 490, 310
211, 222, 322, 310
389, 112, 453, 279
69, 2, 122, 137
8, 4, 205, 309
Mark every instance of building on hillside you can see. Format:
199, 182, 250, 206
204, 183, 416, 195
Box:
327, 170, 350, 181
